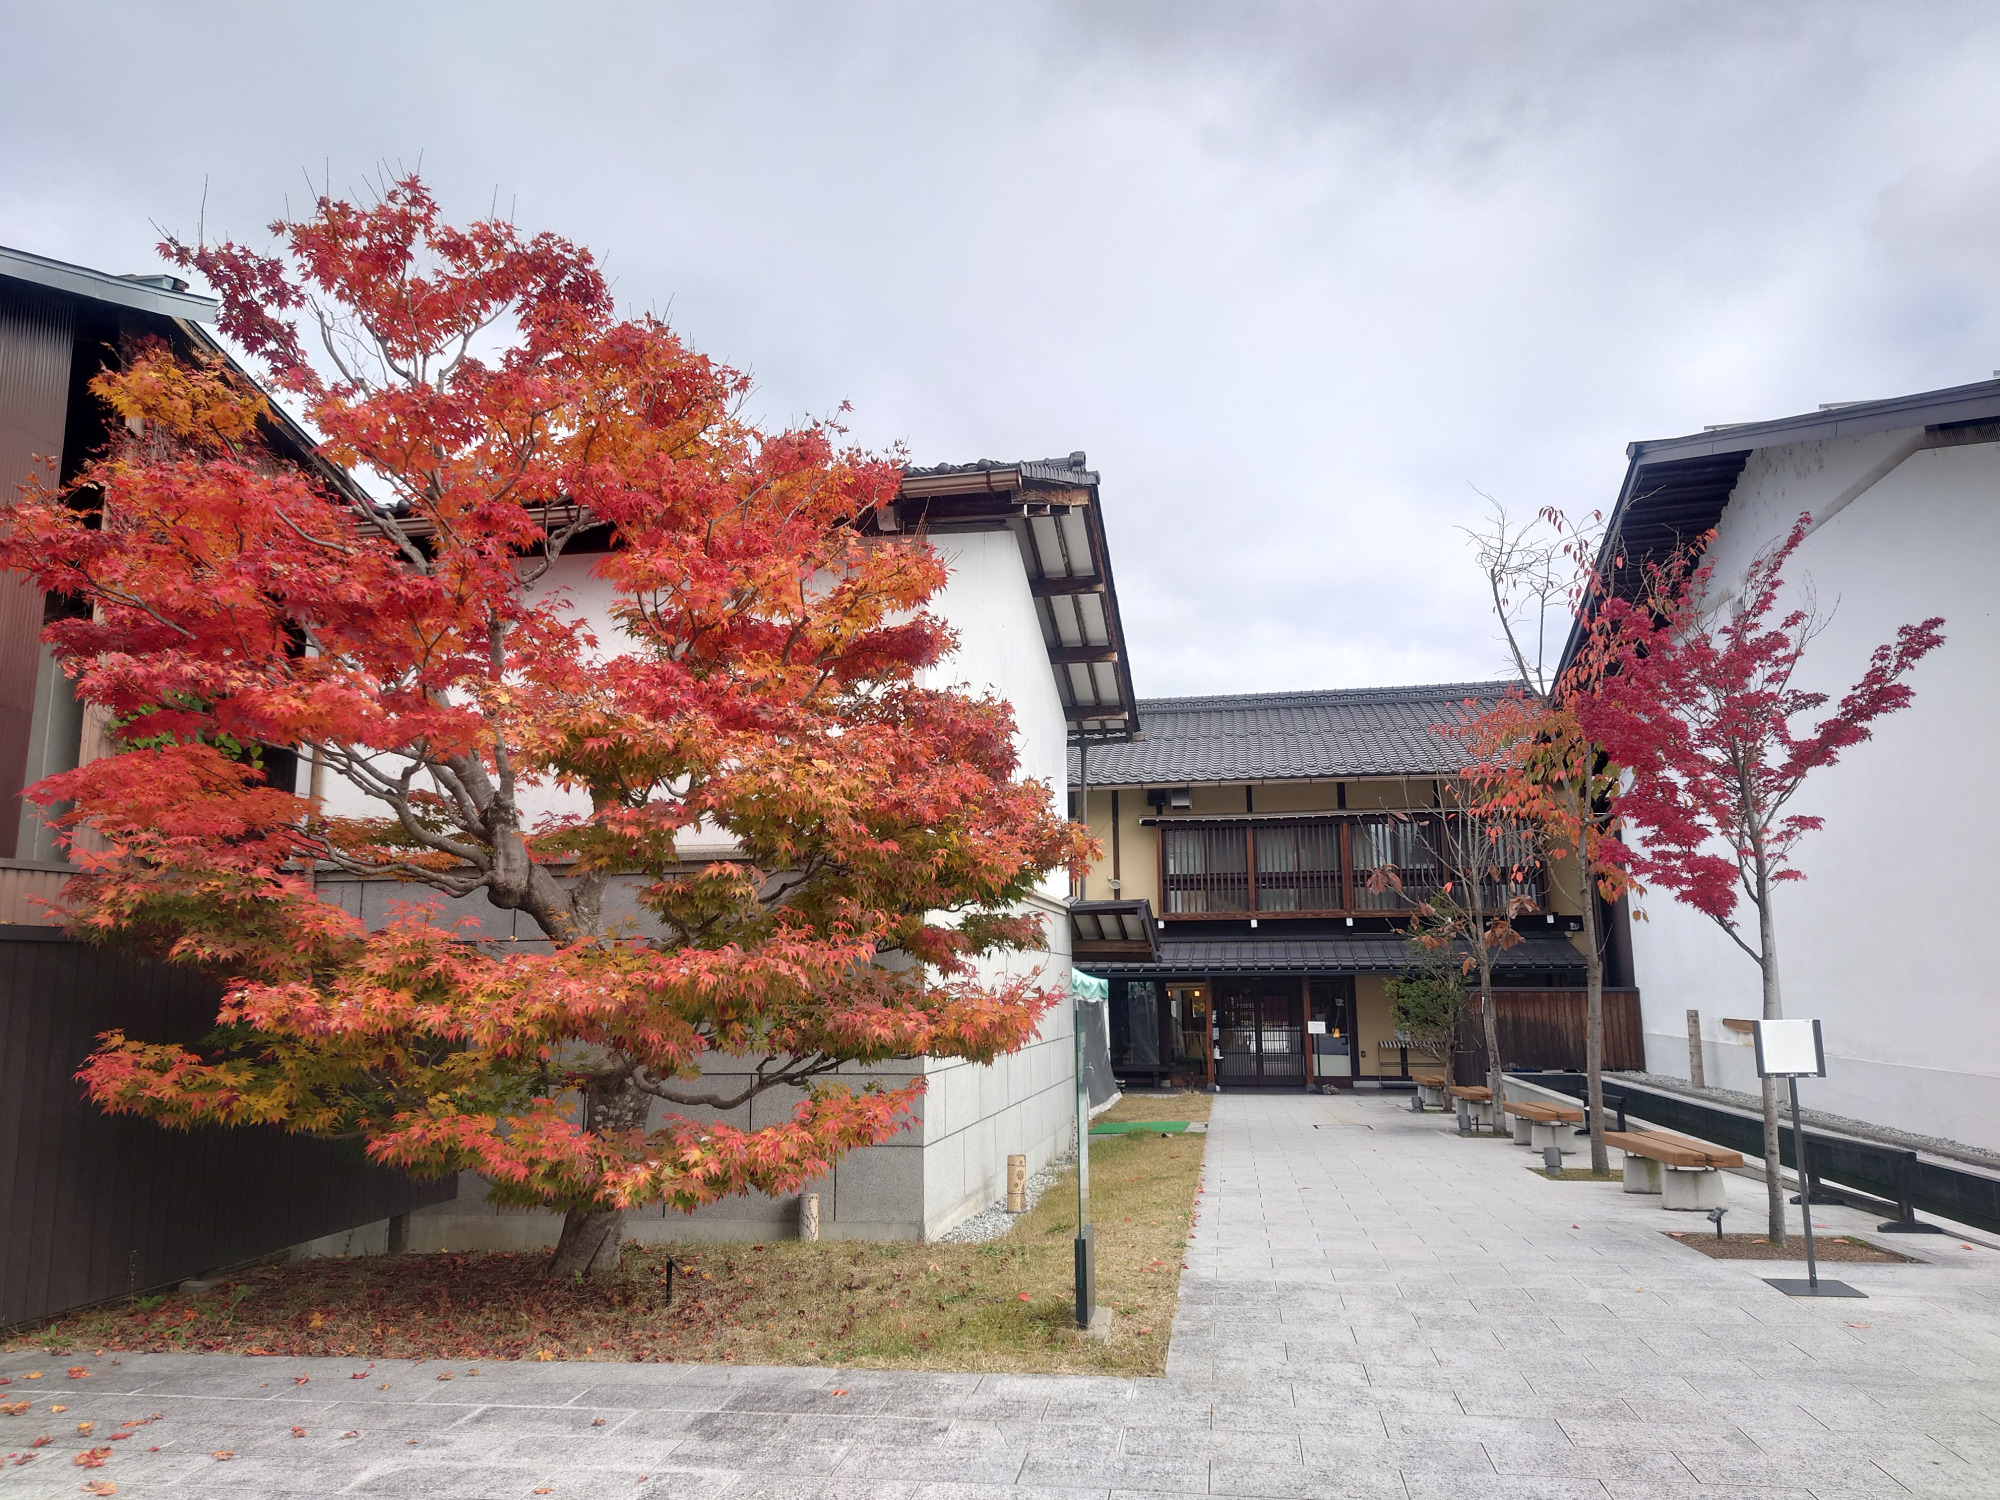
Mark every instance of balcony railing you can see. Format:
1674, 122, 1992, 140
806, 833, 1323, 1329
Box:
1158, 813, 1541, 919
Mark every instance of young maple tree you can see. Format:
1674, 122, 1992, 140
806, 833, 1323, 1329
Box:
0, 178, 1090, 1277
1424, 764, 1544, 1109
1463, 506, 1634, 1173
1580, 516, 1944, 1238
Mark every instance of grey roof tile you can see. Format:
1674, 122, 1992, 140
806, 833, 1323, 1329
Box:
1068, 680, 1518, 785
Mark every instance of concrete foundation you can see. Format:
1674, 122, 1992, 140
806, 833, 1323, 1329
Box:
1529, 1120, 1576, 1156
1662, 1165, 1729, 1210
1622, 1155, 1664, 1194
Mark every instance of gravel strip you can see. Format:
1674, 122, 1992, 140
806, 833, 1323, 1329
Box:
932, 1150, 1074, 1244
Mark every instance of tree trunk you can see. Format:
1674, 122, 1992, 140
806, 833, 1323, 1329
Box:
549, 1207, 626, 1278
545, 1071, 648, 1279
1579, 838, 1608, 1175
1757, 880, 1787, 1243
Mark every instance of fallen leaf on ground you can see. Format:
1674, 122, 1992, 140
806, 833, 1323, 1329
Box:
339, 1431, 359, 1439
0, 1403, 27, 1416
435, 1372, 452, 1381
591, 1418, 606, 1427
75, 1422, 93, 1435
349, 1372, 366, 1380
534, 1489, 552, 1495
211, 1450, 234, 1460
293, 1376, 309, 1386
1849, 1322, 1871, 1329
291, 1426, 307, 1437
72, 1448, 111, 1467
1017, 1293, 1030, 1302
66, 1369, 89, 1381
535, 1350, 555, 1361
50, 1406, 66, 1414
25, 1375, 41, 1381
81, 1481, 117, 1495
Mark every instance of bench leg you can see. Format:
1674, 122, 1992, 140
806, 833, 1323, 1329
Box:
1661, 1165, 1727, 1211
1530, 1120, 1574, 1156
1511, 1114, 1535, 1145
1621, 1156, 1663, 1195
1474, 1101, 1499, 1131
1418, 1085, 1443, 1110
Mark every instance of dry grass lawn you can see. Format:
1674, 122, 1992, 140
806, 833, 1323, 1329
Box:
9, 1117, 1206, 1376
1095, 1089, 1213, 1125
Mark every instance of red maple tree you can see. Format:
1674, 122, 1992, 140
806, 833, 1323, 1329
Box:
1, 179, 1090, 1276
1580, 516, 1943, 1236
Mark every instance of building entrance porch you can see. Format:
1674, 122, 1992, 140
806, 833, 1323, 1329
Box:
1109, 974, 1358, 1091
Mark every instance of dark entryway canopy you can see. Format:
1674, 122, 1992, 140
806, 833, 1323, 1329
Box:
1078, 933, 1586, 982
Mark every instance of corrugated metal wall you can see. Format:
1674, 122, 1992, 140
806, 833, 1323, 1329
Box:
0, 286, 74, 860
0, 930, 454, 1329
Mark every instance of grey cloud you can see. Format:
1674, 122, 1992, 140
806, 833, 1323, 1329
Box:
4, 1, 1996, 697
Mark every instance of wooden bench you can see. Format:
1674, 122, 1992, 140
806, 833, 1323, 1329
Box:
1503, 1100, 1584, 1154
1446, 1083, 1501, 1132
1412, 1072, 1447, 1110
1605, 1129, 1744, 1209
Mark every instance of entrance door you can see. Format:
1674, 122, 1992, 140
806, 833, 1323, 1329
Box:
1307, 977, 1356, 1086
1216, 983, 1304, 1085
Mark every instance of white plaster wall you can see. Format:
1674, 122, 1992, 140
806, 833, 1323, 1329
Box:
1628, 434, 2000, 1149
915, 526, 1071, 899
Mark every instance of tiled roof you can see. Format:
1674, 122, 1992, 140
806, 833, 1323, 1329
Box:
1074, 933, 1584, 976
904, 454, 1101, 486
1067, 681, 1517, 785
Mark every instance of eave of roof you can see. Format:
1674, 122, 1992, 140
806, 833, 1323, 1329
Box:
1626, 376, 2000, 466
894, 455, 1140, 746
1074, 932, 1584, 976
1567, 375, 2000, 673
0, 243, 219, 323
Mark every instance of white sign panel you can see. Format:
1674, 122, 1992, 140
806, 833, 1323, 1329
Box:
1754, 1018, 1826, 1078
1306, 1020, 1327, 1035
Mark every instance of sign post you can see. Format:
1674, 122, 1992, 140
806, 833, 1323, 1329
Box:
1073, 980, 1095, 1330
1753, 1018, 1864, 1300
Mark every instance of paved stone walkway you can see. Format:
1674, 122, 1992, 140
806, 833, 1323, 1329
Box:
5, 1092, 1999, 1498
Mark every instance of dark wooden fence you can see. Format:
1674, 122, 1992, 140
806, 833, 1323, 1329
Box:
1, 929, 452, 1329
1454, 988, 1645, 1080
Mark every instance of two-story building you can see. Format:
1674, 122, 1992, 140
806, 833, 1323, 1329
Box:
1066, 683, 1610, 1091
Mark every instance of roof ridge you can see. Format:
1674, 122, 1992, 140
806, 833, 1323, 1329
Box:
1135, 680, 1518, 711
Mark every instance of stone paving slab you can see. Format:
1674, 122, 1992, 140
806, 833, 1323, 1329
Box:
8, 1091, 2000, 1497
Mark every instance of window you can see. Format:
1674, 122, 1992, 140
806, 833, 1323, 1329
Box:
1162, 826, 1249, 912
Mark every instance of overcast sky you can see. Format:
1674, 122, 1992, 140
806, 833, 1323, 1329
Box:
7, 2, 2000, 699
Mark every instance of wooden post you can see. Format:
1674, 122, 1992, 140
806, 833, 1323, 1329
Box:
1686, 1009, 1705, 1089
1007, 1154, 1027, 1213
798, 1192, 820, 1242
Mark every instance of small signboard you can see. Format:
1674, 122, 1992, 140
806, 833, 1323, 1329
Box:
1306, 1020, 1326, 1035
1754, 1018, 1826, 1079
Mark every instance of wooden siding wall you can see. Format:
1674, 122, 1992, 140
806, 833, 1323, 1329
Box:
0, 286, 75, 860
1456, 989, 1644, 1078
0, 931, 453, 1329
